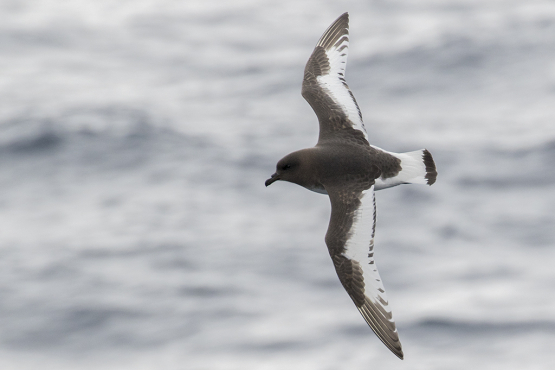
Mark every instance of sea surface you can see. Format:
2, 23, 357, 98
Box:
1, 1, 555, 369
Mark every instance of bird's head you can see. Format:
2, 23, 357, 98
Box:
265, 151, 306, 187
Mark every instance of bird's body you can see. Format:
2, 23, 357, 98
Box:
273, 143, 402, 194
265, 13, 437, 360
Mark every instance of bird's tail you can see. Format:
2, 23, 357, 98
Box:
374, 148, 437, 190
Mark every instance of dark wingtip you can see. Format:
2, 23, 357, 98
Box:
316, 12, 350, 50
422, 149, 437, 185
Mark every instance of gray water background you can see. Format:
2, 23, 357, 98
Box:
1, 0, 555, 369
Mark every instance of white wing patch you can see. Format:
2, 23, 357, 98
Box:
316, 28, 368, 141
342, 186, 394, 320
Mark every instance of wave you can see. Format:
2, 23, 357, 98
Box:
0, 110, 214, 166
410, 317, 555, 335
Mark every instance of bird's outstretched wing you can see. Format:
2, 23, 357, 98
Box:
325, 182, 404, 359
302, 13, 368, 144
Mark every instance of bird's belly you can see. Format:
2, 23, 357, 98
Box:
374, 177, 405, 190
304, 183, 328, 195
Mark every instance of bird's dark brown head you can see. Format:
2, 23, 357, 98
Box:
265, 151, 306, 187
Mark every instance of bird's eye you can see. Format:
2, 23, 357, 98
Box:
282, 164, 291, 170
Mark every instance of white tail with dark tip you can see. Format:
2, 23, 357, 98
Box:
372, 147, 437, 190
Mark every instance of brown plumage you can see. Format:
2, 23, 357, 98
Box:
265, 12, 437, 360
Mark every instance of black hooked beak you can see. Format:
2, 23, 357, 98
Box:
265, 173, 280, 187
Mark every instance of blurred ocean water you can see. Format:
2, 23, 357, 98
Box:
1, 0, 555, 369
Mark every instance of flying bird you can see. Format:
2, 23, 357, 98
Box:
265, 12, 437, 359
